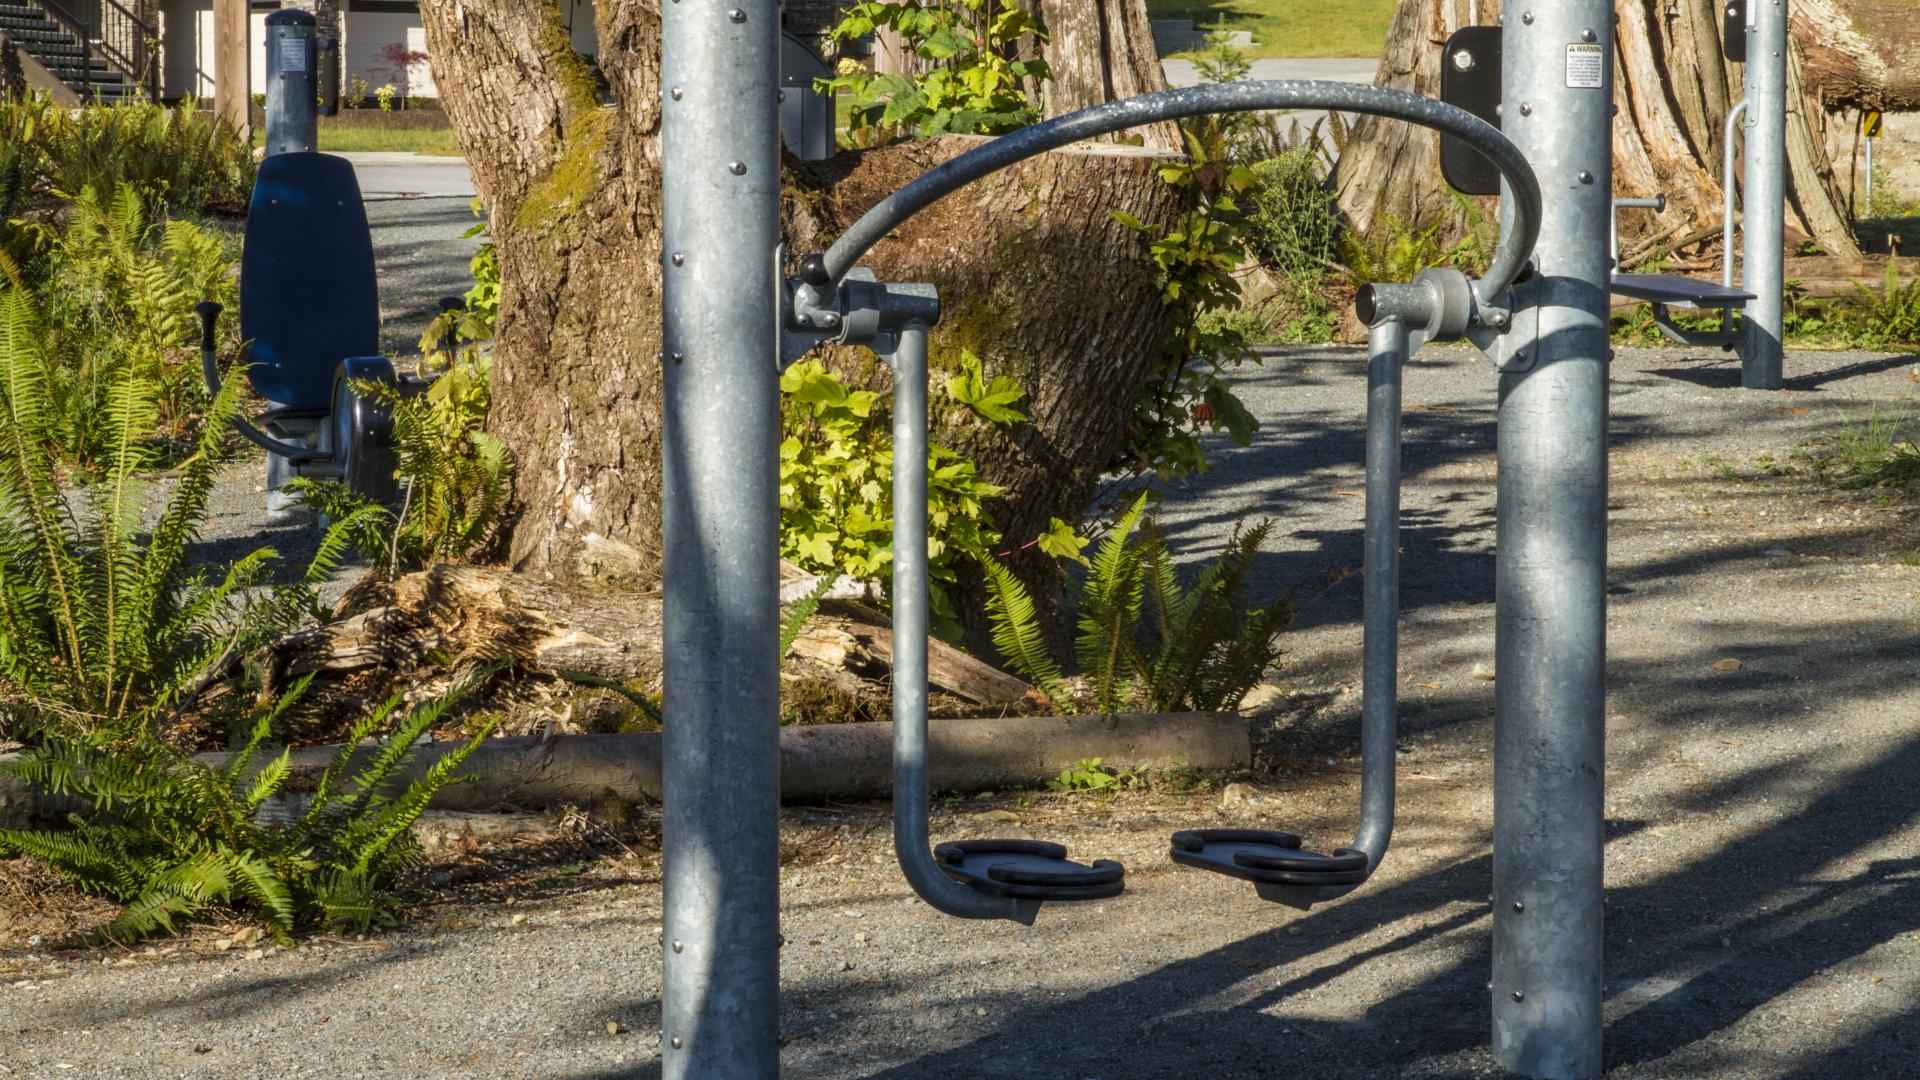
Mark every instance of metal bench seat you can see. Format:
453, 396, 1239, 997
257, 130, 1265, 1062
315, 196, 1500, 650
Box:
1610, 273, 1754, 308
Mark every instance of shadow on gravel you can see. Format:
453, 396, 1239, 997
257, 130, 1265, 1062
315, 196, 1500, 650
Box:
799, 737, 1919, 1078
1645, 351, 1918, 392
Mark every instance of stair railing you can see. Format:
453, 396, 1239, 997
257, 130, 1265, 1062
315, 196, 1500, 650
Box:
27, 0, 157, 100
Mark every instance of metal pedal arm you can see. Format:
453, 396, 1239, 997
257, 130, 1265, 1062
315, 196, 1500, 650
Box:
885, 323, 1041, 925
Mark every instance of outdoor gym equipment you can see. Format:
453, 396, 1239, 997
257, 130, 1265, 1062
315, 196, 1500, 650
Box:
194, 9, 408, 509
1441, 0, 1789, 389
661, 0, 1614, 1076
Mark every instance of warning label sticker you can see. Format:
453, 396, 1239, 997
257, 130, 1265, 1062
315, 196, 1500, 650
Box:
279, 38, 307, 74
1565, 43, 1605, 88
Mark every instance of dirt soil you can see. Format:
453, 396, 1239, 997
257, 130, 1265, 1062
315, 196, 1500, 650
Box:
3, 343, 1919, 1078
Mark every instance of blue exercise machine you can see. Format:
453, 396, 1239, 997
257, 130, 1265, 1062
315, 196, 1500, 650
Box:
194, 9, 409, 509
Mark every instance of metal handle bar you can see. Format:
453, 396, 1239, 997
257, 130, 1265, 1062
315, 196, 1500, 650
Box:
195, 302, 327, 464
820, 81, 1542, 306
887, 323, 1041, 924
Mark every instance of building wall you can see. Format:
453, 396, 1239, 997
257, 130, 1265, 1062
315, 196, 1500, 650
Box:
155, 0, 440, 102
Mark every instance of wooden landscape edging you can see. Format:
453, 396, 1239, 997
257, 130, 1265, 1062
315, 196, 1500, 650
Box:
0, 712, 1249, 828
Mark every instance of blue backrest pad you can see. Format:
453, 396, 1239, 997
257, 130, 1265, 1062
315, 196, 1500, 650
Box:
240, 152, 379, 409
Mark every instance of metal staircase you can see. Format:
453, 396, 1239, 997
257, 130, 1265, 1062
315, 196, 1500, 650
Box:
0, 0, 156, 103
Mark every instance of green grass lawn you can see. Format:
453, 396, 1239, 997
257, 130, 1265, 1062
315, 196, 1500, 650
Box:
251, 119, 462, 156
1148, 0, 1394, 59
314, 125, 462, 155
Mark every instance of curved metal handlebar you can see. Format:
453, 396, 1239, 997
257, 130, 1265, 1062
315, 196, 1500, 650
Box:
822, 80, 1542, 306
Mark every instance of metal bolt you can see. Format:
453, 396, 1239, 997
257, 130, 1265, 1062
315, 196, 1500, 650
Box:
670, 1036, 683, 1049
1452, 49, 1475, 73
1512, 990, 1526, 1002
1521, 10, 1534, 23
728, 161, 747, 175
1518, 102, 1533, 116
1582, 27, 1597, 41
671, 252, 685, 266
1577, 170, 1594, 184
670, 86, 683, 100
671, 352, 684, 364
1489, 311, 1508, 327
671, 940, 684, 953
820, 312, 841, 328
1486, 982, 1495, 992
778, 90, 786, 103
1512, 900, 1525, 912
729, 7, 746, 20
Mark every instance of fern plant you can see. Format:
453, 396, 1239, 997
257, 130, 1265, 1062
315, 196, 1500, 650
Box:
292, 312, 512, 573
17, 182, 240, 463
0, 284, 370, 732
984, 493, 1293, 713
0, 679, 495, 942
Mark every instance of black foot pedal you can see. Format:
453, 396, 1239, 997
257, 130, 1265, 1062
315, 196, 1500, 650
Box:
935, 839, 1124, 901
1169, 829, 1369, 910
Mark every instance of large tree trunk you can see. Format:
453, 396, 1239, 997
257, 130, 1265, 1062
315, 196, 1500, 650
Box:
1336, 0, 1916, 267
419, 0, 1183, 592
1037, 0, 1182, 151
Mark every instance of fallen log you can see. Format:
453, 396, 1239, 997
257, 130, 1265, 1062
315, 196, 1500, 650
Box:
0, 712, 1248, 827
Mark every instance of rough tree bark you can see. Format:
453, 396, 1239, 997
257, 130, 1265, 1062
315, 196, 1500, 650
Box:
1037, 0, 1182, 150
1336, 0, 1920, 266
419, 0, 1182, 594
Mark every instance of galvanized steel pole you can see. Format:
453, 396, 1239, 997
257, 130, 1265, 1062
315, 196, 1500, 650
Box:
659, 0, 784, 1074
1741, 0, 1788, 388
1491, 5, 1612, 1077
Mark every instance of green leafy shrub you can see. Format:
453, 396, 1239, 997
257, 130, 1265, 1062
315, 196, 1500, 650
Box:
15, 183, 239, 463
985, 493, 1293, 713
1111, 121, 1264, 480
819, 0, 1049, 141
0, 286, 363, 732
0, 680, 495, 942
294, 313, 512, 573
779, 352, 1023, 628
461, 201, 500, 333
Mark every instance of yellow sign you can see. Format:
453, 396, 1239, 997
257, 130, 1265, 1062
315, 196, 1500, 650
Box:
1864, 110, 1883, 138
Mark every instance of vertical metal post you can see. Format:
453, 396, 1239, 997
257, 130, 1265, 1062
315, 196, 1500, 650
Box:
262, 10, 317, 156
1741, 0, 1787, 389
1492, 5, 1612, 1078
659, 0, 783, 1075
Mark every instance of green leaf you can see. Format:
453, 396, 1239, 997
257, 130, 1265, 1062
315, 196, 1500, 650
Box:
1034, 518, 1089, 565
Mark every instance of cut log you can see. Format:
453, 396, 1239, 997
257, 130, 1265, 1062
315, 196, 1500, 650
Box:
0, 713, 1250, 826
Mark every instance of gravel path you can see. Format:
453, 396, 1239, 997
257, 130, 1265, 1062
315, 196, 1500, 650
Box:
6, 333, 1919, 1078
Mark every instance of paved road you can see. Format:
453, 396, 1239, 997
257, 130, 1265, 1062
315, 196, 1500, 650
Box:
339, 151, 476, 201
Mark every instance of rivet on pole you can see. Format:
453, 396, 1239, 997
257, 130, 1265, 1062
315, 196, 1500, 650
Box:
1577, 171, 1594, 184
671, 252, 686, 266
1512, 900, 1526, 912
1521, 10, 1534, 23
671, 1036, 684, 1049
1512, 991, 1526, 1003
729, 161, 748, 175
1581, 27, 1596, 40
1518, 102, 1533, 116
728, 7, 746, 21
670, 86, 683, 100
671, 940, 684, 953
